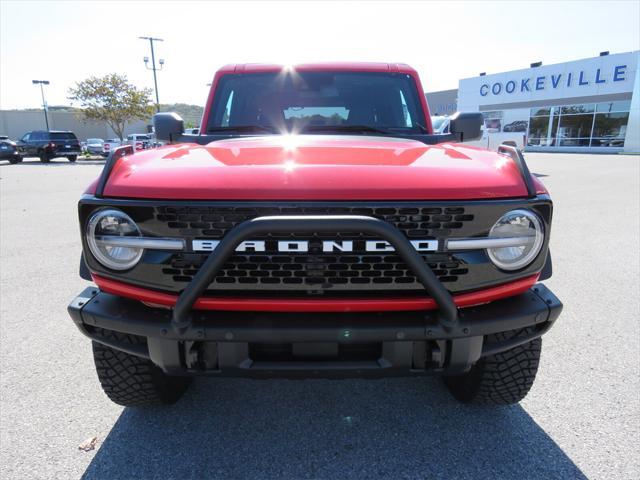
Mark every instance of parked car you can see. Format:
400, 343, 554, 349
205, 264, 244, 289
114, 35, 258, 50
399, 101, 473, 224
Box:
125, 133, 153, 151
16, 130, 81, 162
86, 138, 107, 157
0, 135, 22, 164
103, 138, 121, 156
184, 128, 200, 135
69, 62, 561, 408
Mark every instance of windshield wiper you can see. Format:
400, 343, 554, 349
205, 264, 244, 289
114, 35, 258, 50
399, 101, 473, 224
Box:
301, 125, 390, 135
207, 125, 278, 134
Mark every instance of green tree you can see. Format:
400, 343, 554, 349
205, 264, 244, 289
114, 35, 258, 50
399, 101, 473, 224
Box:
68, 74, 154, 140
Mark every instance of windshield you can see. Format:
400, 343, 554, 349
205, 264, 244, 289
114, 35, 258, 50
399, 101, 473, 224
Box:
87, 138, 103, 144
49, 132, 77, 140
207, 72, 426, 134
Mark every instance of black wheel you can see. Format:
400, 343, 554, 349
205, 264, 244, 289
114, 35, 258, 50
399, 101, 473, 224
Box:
8, 157, 22, 164
39, 151, 50, 163
92, 328, 191, 407
444, 329, 542, 405
67, 155, 77, 162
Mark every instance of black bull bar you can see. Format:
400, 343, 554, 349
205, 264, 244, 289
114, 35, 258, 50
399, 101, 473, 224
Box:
171, 215, 459, 333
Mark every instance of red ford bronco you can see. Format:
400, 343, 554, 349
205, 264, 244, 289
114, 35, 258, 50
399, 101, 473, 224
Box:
68, 63, 561, 407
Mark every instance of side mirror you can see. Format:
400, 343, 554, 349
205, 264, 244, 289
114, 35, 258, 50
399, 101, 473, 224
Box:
448, 112, 483, 142
153, 112, 184, 143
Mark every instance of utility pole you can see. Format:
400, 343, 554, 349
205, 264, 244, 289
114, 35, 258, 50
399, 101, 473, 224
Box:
139, 36, 164, 112
32, 80, 50, 131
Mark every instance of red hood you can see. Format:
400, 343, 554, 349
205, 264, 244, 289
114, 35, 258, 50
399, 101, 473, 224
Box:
99, 135, 541, 200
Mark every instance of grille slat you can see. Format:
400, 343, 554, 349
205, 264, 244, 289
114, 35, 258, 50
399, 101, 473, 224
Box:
154, 205, 474, 240
162, 252, 466, 290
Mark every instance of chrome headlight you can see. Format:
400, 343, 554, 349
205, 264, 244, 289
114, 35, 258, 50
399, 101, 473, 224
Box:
487, 209, 544, 271
86, 209, 143, 270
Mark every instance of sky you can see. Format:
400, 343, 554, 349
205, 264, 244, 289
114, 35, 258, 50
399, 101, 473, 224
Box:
1, 0, 639, 109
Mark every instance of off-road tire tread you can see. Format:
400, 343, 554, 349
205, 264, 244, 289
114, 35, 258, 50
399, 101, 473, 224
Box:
92, 328, 190, 407
444, 328, 542, 405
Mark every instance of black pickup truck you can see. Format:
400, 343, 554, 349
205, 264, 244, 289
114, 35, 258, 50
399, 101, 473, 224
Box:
17, 130, 81, 162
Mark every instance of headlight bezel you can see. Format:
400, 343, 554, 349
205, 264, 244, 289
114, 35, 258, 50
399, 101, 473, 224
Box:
486, 209, 545, 271
86, 208, 144, 271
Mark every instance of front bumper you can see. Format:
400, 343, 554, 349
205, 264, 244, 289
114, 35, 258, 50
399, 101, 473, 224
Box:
53, 150, 80, 156
68, 283, 561, 377
0, 150, 20, 160
87, 148, 106, 155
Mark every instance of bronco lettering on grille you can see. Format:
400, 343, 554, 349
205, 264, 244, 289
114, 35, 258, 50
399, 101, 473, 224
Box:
192, 239, 438, 253
191, 240, 438, 253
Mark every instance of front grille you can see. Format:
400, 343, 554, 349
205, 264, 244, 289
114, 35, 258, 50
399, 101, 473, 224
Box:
153, 205, 475, 239
162, 252, 469, 292
81, 199, 552, 297
148, 205, 475, 293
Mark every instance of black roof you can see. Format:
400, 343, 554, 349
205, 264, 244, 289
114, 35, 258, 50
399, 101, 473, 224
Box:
28, 130, 75, 133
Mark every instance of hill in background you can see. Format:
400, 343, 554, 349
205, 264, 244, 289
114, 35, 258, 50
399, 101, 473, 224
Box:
159, 103, 204, 127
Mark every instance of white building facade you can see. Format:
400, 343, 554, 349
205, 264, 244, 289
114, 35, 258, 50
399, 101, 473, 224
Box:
453, 51, 640, 153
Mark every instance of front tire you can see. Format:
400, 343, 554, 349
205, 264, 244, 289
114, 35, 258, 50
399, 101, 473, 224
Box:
8, 157, 22, 164
92, 329, 191, 407
444, 330, 542, 405
67, 155, 77, 162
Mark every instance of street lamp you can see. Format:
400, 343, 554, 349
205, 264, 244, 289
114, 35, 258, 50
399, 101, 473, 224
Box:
139, 36, 164, 112
32, 80, 50, 131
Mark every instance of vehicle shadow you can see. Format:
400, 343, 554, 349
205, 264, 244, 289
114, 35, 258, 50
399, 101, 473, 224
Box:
81, 377, 585, 479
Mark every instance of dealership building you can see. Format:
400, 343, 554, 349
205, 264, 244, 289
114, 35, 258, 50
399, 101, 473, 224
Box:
427, 50, 640, 153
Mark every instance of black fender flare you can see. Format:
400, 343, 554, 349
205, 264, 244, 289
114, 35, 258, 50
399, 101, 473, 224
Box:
539, 250, 553, 281
79, 254, 92, 281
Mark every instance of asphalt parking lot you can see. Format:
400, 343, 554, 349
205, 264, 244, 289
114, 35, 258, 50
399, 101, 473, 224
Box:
1, 153, 638, 479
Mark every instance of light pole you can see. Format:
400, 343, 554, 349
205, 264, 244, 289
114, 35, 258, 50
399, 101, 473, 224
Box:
139, 36, 164, 112
32, 80, 50, 131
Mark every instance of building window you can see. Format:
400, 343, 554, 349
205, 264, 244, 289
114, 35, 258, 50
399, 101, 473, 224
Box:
596, 100, 631, 113
557, 113, 593, 145
527, 107, 556, 146
530, 107, 551, 116
591, 112, 629, 147
529, 116, 550, 138
560, 104, 595, 115
527, 100, 631, 148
